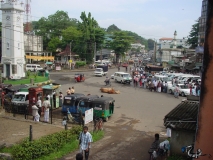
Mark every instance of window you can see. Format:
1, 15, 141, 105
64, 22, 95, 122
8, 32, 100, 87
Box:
7, 42, 9, 50
18, 43, 20, 49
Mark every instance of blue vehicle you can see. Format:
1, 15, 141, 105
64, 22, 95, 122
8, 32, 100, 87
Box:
61, 93, 85, 114
75, 95, 99, 114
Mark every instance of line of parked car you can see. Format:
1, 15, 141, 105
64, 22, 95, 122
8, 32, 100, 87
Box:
110, 70, 201, 97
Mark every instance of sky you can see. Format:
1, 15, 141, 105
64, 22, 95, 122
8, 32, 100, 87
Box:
29, 0, 202, 40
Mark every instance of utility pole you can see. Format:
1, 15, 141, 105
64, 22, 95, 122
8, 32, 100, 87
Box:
70, 41, 72, 69
154, 40, 157, 64
94, 42, 96, 63
101, 45, 103, 63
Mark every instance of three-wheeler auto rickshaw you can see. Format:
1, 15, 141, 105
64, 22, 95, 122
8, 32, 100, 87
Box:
74, 73, 85, 82
92, 97, 115, 122
75, 95, 99, 115
61, 93, 85, 114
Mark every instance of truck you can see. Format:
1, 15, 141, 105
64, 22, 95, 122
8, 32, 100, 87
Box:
94, 65, 108, 77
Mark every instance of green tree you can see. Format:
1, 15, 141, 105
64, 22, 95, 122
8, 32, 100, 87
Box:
33, 10, 78, 50
187, 19, 199, 49
109, 31, 133, 63
124, 31, 148, 49
47, 37, 62, 52
106, 24, 121, 33
147, 39, 155, 50
78, 12, 105, 63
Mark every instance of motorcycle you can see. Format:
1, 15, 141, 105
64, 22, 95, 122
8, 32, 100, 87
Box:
104, 78, 111, 86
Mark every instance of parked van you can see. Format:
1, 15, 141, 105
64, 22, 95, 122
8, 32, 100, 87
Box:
178, 75, 200, 84
26, 64, 43, 72
11, 92, 29, 105
114, 72, 132, 84
154, 75, 172, 87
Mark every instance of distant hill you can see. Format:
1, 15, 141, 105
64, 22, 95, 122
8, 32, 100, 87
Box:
106, 24, 148, 49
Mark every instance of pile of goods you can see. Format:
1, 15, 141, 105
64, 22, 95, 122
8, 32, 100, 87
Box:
100, 88, 120, 94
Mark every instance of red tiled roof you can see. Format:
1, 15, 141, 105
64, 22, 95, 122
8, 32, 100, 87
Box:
159, 37, 173, 40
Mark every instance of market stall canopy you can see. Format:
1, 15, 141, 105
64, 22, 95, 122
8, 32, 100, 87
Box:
46, 62, 53, 65
42, 84, 61, 90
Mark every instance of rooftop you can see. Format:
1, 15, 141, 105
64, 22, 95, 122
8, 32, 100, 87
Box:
159, 37, 173, 40
164, 100, 199, 131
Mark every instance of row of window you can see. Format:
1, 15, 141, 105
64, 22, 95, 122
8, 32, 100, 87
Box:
6, 42, 20, 50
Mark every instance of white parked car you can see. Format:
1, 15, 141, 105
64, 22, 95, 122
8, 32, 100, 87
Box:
114, 72, 132, 84
168, 84, 190, 97
111, 74, 114, 79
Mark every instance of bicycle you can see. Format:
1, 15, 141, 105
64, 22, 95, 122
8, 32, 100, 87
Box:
93, 117, 104, 132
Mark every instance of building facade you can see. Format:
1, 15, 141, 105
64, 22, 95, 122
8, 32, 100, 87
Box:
198, 0, 208, 44
0, 0, 25, 78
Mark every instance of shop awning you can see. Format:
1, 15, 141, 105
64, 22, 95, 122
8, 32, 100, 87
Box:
25, 55, 54, 60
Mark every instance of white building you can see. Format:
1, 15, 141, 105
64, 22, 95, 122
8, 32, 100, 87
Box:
131, 43, 145, 52
0, 0, 25, 78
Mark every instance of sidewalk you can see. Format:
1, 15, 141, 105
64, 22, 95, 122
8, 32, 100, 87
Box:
0, 109, 64, 147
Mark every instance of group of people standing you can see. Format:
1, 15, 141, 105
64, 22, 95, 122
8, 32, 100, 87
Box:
66, 86, 75, 95
32, 96, 51, 123
132, 72, 169, 94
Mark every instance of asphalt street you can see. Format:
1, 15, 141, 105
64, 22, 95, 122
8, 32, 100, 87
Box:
50, 67, 181, 132
50, 67, 182, 159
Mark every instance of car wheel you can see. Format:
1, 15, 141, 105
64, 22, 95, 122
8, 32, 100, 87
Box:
169, 89, 172, 94
181, 92, 185, 97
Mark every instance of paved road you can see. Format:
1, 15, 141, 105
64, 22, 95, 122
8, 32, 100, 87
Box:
50, 68, 182, 160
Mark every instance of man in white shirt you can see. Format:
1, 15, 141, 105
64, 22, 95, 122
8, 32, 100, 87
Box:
42, 97, 51, 122
32, 103, 40, 122
79, 126, 93, 160
36, 98, 42, 116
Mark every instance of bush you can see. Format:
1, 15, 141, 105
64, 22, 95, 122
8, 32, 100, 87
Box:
11, 126, 82, 160
75, 61, 86, 67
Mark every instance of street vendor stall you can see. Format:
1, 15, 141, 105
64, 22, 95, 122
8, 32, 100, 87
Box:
42, 83, 61, 109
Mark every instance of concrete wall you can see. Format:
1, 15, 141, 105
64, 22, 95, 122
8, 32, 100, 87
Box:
170, 129, 195, 155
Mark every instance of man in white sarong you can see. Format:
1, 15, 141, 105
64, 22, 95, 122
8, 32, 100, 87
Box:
42, 97, 51, 122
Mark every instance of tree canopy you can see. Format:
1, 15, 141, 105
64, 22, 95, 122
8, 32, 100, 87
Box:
108, 31, 133, 62
187, 19, 199, 49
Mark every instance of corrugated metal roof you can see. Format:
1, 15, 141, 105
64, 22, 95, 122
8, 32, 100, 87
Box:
164, 101, 199, 131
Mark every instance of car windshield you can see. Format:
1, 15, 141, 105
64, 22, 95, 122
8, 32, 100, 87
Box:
12, 94, 26, 102
63, 97, 75, 105
123, 74, 130, 77
158, 77, 168, 82
96, 68, 102, 72
179, 85, 189, 89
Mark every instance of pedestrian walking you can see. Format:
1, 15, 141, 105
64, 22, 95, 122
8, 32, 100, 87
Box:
32, 102, 40, 122
36, 97, 42, 116
79, 126, 93, 160
42, 97, 51, 123
59, 92, 63, 107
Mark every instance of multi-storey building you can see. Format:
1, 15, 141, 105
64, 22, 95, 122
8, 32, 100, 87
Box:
198, 0, 208, 44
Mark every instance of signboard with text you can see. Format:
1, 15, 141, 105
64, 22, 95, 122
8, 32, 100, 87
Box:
84, 108, 93, 125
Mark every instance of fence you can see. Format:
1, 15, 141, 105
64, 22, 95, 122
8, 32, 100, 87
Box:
2, 101, 94, 130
